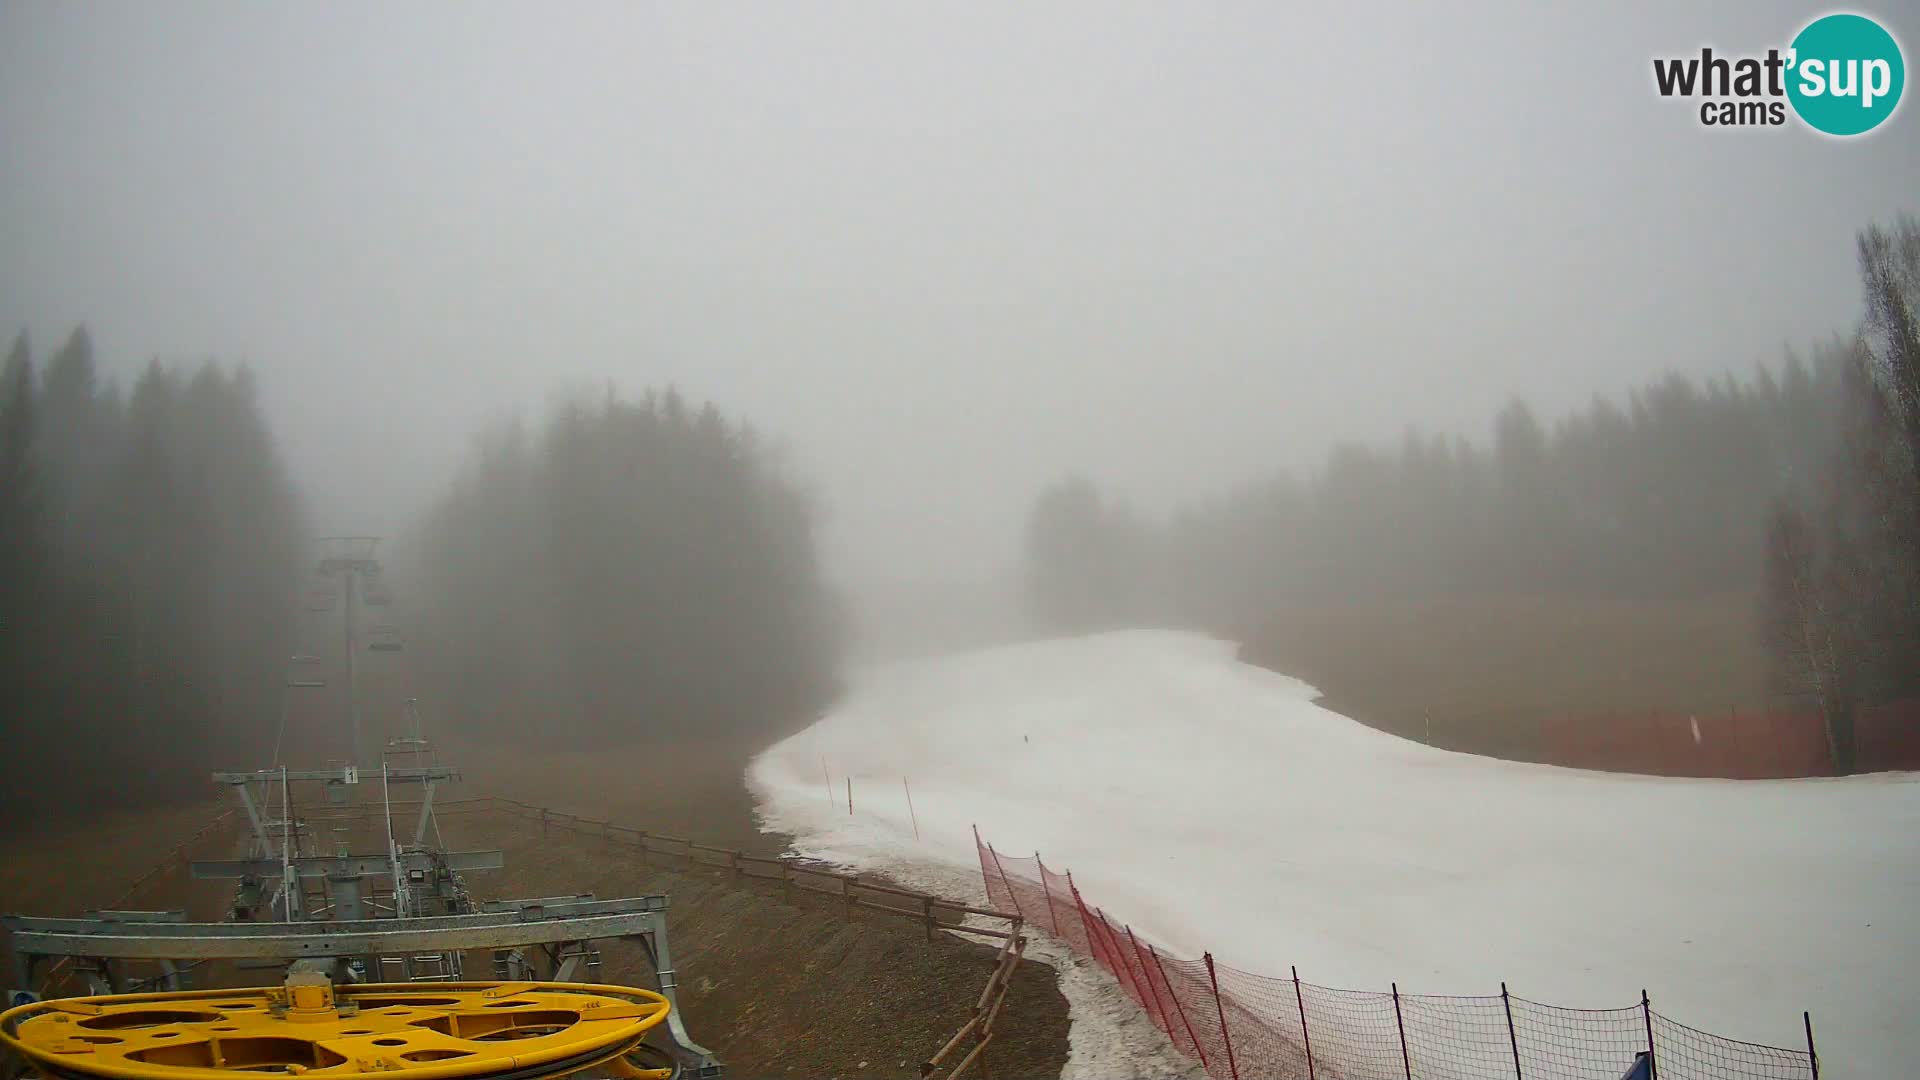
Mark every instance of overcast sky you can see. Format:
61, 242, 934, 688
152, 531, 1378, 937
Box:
2, 2, 1914, 599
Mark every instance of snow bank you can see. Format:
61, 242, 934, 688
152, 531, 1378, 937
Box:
749, 630, 1919, 1078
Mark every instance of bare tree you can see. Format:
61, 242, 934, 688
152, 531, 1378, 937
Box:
1761, 500, 1858, 772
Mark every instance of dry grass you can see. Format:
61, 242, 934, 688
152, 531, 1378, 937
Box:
1238, 590, 1770, 754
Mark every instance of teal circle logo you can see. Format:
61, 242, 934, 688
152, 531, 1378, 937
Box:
1787, 13, 1905, 136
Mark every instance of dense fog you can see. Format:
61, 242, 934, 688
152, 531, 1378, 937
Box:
1, 5, 1916, 815
1023, 222, 1920, 769
409, 390, 842, 748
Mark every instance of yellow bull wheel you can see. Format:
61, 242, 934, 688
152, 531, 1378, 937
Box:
0, 982, 672, 1080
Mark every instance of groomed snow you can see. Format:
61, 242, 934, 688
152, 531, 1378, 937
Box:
748, 630, 1919, 1079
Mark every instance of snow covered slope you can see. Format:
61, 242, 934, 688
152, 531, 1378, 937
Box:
749, 630, 1919, 1078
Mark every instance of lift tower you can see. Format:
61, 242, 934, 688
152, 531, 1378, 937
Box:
316, 537, 382, 768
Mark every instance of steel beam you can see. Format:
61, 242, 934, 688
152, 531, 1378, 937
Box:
3, 907, 668, 961
478, 895, 595, 912
190, 850, 503, 881
213, 767, 459, 785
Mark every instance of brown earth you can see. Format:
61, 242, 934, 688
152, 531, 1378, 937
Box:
1237, 590, 1772, 762
1, 777, 1071, 1080
446, 736, 783, 857
438, 807, 1066, 1079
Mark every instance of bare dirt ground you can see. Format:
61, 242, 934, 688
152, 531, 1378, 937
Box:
1, 778, 1070, 1080
440, 807, 1066, 1079
0, 798, 234, 918
447, 736, 784, 857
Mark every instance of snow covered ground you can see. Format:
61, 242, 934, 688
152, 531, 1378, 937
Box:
748, 630, 1919, 1079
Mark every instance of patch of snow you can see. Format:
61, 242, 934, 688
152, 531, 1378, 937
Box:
750, 629, 1920, 1079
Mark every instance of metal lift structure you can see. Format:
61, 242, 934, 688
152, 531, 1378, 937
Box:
2, 538, 722, 1079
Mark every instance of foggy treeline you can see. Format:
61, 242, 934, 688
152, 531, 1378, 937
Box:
0, 330, 844, 815
1027, 352, 1848, 625
1027, 218, 1920, 763
410, 388, 842, 748
1763, 218, 1920, 770
0, 329, 304, 815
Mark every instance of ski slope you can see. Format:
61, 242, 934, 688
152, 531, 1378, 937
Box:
749, 630, 1919, 1079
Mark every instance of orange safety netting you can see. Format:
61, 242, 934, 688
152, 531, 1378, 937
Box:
978, 830, 1816, 1080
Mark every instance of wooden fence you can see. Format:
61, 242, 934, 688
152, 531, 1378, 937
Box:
290, 793, 1028, 1078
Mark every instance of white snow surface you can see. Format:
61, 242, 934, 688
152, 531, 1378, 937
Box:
748, 630, 1919, 1079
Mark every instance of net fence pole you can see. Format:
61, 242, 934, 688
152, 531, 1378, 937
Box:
987, 843, 1023, 921
1037, 852, 1060, 934
1205, 952, 1240, 1080
1127, 926, 1170, 1036
1392, 982, 1411, 1080
1805, 1012, 1819, 1080
1292, 965, 1316, 1080
1068, 874, 1098, 962
1094, 907, 1143, 1003
1642, 989, 1657, 1080
1150, 943, 1209, 1073
1502, 982, 1522, 1079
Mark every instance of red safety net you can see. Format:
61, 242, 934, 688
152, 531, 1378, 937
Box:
978, 829, 1817, 1080
1532, 698, 1920, 779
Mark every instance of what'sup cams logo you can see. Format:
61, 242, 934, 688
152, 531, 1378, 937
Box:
1653, 12, 1904, 136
